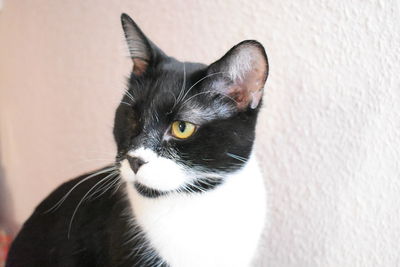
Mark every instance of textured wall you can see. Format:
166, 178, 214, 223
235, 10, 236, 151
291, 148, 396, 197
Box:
1, 0, 400, 266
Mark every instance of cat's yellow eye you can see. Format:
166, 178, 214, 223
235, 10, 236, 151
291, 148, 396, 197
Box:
171, 121, 196, 139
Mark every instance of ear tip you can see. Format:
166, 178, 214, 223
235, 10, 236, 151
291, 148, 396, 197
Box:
229, 40, 269, 83
239, 39, 268, 70
239, 40, 267, 54
120, 13, 128, 21
121, 13, 134, 25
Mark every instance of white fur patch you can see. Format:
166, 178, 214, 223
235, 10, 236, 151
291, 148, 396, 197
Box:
120, 147, 189, 191
123, 154, 267, 267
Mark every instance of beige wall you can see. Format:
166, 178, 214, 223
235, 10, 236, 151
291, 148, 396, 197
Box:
1, 1, 400, 266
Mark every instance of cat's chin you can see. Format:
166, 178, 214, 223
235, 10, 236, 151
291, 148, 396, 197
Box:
131, 176, 225, 199
133, 181, 170, 198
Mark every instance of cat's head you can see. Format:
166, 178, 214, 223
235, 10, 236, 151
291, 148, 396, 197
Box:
114, 14, 268, 198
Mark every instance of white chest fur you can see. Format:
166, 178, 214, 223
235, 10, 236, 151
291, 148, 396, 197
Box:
125, 157, 267, 267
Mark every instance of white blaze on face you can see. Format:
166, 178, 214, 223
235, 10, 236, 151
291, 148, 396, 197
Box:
119, 147, 189, 191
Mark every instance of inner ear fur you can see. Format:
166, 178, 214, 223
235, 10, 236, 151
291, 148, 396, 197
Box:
208, 40, 269, 110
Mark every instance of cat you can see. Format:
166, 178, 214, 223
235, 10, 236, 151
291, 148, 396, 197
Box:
6, 13, 269, 267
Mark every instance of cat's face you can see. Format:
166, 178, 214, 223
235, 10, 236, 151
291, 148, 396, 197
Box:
114, 14, 268, 197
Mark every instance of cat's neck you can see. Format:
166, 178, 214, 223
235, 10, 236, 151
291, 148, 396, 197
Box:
124, 155, 267, 267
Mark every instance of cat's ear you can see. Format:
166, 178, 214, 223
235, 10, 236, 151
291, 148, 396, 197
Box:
207, 40, 269, 110
121, 13, 165, 76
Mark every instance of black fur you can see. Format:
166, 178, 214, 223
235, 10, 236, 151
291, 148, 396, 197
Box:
6, 169, 167, 267
6, 13, 268, 266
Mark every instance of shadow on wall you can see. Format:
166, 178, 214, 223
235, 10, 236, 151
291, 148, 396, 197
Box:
0, 143, 19, 236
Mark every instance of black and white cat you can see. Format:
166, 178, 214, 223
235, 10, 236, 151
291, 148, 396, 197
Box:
6, 14, 269, 267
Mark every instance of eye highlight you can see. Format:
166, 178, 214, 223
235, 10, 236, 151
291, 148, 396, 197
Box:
171, 121, 196, 139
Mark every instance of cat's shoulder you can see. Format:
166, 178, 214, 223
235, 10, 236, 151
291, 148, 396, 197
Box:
34, 166, 120, 214
7, 167, 131, 267
7, 167, 125, 266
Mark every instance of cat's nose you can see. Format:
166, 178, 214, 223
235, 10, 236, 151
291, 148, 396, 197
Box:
127, 156, 146, 174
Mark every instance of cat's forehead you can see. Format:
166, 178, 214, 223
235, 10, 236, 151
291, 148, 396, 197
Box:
124, 59, 237, 127
131, 61, 203, 92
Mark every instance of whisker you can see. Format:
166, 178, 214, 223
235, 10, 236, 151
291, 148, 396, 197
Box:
95, 175, 120, 199
166, 91, 178, 114
124, 89, 135, 103
44, 166, 116, 214
179, 71, 227, 105
226, 152, 247, 163
180, 89, 239, 109
121, 101, 132, 107
67, 172, 119, 239
172, 62, 187, 110
86, 174, 119, 200
111, 177, 123, 196
179, 90, 216, 108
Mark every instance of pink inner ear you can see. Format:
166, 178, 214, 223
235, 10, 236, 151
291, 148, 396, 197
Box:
228, 61, 266, 110
132, 58, 148, 76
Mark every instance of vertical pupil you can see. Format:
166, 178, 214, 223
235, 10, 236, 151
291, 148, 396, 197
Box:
178, 121, 186, 132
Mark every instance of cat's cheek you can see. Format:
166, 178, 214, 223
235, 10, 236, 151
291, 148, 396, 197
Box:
118, 154, 189, 192
135, 159, 188, 191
